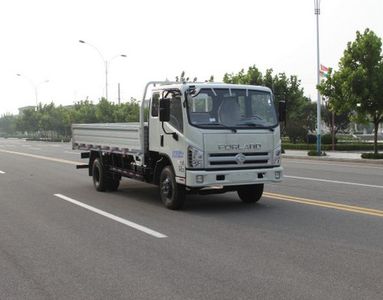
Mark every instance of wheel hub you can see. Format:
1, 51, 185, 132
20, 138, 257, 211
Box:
161, 177, 172, 198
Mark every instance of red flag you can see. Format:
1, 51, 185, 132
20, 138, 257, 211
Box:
320, 64, 329, 78
320, 64, 329, 72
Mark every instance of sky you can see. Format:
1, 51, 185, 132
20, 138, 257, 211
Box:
1, 0, 382, 115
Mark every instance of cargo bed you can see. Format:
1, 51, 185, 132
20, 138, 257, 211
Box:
72, 123, 145, 154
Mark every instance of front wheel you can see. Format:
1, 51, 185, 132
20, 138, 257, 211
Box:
159, 166, 185, 210
237, 184, 264, 203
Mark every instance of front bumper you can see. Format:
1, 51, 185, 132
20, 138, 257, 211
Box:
184, 166, 283, 188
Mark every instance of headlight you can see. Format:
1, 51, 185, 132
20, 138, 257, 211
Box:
187, 146, 204, 168
273, 146, 281, 165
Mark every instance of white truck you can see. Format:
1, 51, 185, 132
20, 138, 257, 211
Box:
72, 82, 285, 209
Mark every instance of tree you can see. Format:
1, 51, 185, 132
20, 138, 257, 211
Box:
318, 69, 353, 137
319, 29, 383, 154
16, 108, 39, 134
175, 71, 213, 83
114, 98, 140, 122
223, 66, 262, 85
0, 114, 17, 134
96, 98, 115, 123
176, 71, 188, 83
321, 104, 351, 135
73, 100, 97, 123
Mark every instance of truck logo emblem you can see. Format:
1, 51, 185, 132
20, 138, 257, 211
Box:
235, 153, 246, 164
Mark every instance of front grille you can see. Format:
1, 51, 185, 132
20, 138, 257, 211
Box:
207, 152, 270, 168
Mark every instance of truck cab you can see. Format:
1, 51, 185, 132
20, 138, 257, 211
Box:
144, 83, 283, 207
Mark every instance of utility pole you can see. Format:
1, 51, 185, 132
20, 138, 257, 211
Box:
118, 83, 121, 105
332, 110, 335, 151
314, 0, 322, 155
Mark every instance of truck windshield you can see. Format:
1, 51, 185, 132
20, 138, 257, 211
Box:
187, 88, 278, 129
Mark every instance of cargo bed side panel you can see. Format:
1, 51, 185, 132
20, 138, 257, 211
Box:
72, 123, 142, 152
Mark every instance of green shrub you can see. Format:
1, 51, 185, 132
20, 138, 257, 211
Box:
361, 153, 383, 159
304, 134, 337, 145
321, 134, 337, 145
307, 150, 326, 156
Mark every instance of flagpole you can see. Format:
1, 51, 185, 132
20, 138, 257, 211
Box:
315, 0, 321, 155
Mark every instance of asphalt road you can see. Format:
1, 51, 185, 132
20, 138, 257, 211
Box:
0, 138, 382, 299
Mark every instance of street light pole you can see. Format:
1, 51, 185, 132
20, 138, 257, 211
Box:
79, 40, 126, 100
105, 60, 108, 100
314, 0, 322, 155
16, 74, 49, 107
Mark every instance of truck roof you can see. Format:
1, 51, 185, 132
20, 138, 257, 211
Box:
153, 82, 272, 93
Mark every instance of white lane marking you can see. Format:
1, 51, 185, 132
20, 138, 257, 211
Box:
53, 194, 167, 239
285, 175, 383, 189
0, 170, 5, 174
28, 147, 42, 150
0, 149, 80, 165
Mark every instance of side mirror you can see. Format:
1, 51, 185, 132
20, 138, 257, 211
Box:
278, 100, 286, 122
159, 98, 171, 122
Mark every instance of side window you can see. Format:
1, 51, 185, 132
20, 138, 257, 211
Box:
169, 94, 183, 133
151, 93, 160, 117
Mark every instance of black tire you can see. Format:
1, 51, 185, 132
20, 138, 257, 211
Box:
92, 158, 107, 192
159, 166, 185, 210
237, 184, 264, 203
107, 176, 120, 191
92, 158, 120, 192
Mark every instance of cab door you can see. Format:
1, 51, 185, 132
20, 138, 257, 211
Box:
160, 91, 187, 181
148, 92, 161, 152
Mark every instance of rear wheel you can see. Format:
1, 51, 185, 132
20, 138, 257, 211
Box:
159, 166, 185, 210
237, 184, 264, 203
92, 158, 107, 192
107, 176, 120, 191
92, 158, 120, 192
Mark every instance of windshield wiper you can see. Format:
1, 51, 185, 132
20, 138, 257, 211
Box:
239, 122, 275, 132
197, 123, 237, 133
242, 115, 263, 121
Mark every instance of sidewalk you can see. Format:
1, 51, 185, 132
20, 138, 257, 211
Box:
282, 150, 383, 164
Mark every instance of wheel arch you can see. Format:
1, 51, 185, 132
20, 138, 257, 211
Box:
89, 150, 102, 176
153, 153, 174, 185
